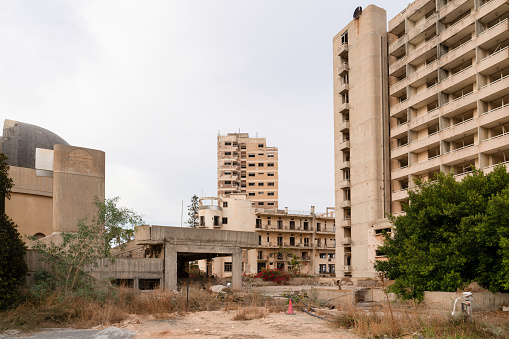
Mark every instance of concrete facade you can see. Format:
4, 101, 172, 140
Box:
217, 133, 279, 209
333, 5, 391, 279
0, 119, 105, 239
198, 195, 336, 277
334, 0, 509, 280
112, 225, 258, 290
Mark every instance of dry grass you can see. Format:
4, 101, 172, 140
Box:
332, 302, 509, 338
232, 307, 268, 321
0, 286, 286, 332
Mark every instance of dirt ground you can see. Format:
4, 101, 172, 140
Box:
119, 310, 358, 339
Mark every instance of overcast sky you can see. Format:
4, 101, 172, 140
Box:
0, 1, 403, 225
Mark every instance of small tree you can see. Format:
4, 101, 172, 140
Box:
31, 197, 144, 297
0, 153, 27, 311
187, 195, 199, 228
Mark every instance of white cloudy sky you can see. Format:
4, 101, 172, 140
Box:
0, 1, 403, 225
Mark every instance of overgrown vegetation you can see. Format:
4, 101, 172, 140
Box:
30, 197, 144, 298
375, 165, 509, 300
0, 153, 27, 311
0, 287, 285, 332
333, 303, 509, 338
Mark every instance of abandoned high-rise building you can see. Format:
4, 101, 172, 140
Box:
217, 133, 279, 209
334, 0, 509, 280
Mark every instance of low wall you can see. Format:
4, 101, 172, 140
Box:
24, 249, 164, 288
422, 291, 509, 312
87, 258, 163, 281
308, 287, 509, 312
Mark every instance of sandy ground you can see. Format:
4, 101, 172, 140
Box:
120, 310, 359, 339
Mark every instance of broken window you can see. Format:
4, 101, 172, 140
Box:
224, 262, 232, 272
341, 31, 348, 45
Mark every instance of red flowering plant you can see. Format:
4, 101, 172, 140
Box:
254, 268, 292, 285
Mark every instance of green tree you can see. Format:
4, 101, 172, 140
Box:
32, 197, 144, 297
375, 166, 509, 300
187, 195, 199, 228
0, 153, 27, 310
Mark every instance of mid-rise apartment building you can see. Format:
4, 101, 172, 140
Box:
198, 194, 336, 277
217, 133, 279, 209
334, 0, 509, 280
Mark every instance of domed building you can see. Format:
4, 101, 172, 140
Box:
0, 119, 105, 240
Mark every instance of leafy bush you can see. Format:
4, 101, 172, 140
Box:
0, 153, 27, 311
255, 268, 291, 284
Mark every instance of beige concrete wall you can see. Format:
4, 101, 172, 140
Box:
6, 166, 53, 238
334, 5, 389, 280
52, 145, 105, 232
7, 192, 52, 239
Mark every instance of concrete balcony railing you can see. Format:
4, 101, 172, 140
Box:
407, 36, 438, 66
389, 77, 408, 95
407, 131, 441, 154
389, 99, 408, 114
391, 143, 410, 159
338, 140, 350, 151
404, 107, 440, 133
316, 228, 335, 234
441, 143, 479, 163
478, 73, 509, 102
338, 43, 348, 57
389, 55, 408, 76
340, 219, 351, 227
199, 205, 222, 211
388, 34, 408, 55
478, 0, 507, 21
338, 160, 350, 170
338, 102, 350, 113
479, 103, 509, 127
339, 179, 351, 189
390, 121, 409, 137
391, 155, 442, 179
406, 84, 438, 109
407, 12, 437, 42
477, 47, 509, 76
478, 18, 509, 45
439, 0, 471, 19
340, 200, 351, 208
338, 82, 349, 94
338, 120, 350, 132
340, 237, 352, 245
440, 14, 473, 42
392, 188, 409, 201
390, 60, 438, 97
338, 62, 349, 76
441, 117, 477, 141
480, 133, 509, 154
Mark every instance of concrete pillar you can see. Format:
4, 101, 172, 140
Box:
134, 278, 139, 290
232, 247, 242, 290
206, 254, 212, 277
164, 243, 178, 291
